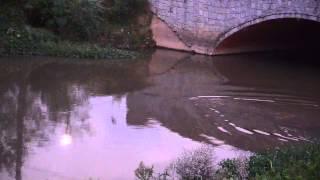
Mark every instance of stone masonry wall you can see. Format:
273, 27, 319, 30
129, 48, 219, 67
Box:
149, 0, 320, 55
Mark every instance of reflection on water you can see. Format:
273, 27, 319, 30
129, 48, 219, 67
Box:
0, 51, 319, 179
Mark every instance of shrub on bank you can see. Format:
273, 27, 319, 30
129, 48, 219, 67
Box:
135, 144, 320, 180
171, 146, 216, 179
24, 0, 105, 41
0, 26, 138, 59
215, 158, 249, 179
104, 0, 149, 24
0, 0, 154, 58
35, 41, 139, 59
100, 0, 155, 50
249, 144, 320, 179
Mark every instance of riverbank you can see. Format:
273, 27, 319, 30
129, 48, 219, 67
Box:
0, 0, 154, 59
135, 143, 320, 180
0, 28, 140, 59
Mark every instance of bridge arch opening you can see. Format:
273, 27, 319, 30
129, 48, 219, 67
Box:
215, 16, 320, 55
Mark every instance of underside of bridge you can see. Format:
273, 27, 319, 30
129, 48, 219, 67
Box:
215, 18, 320, 55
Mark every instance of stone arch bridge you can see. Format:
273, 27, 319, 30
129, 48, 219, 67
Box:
149, 0, 320, 55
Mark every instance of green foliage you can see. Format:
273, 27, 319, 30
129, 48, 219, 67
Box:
170, 146, 216, 180
135, 144, 320, 180
248, 144, 320, 180
215, 158, 249, 180
24, 0, 105, 41
0, 25, 138, 59
217, 159, 242, 179
135, 162, 154, 180
0, 0, 153, 58
105, 0, 149, 24
36, 41, 139, 59
0, 26, 55, 55
0, 2, 25, 30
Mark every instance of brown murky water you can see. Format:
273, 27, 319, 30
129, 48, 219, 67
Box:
0, 50, 320, 180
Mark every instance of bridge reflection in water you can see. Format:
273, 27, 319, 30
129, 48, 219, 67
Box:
0, 50, 320, 179
128, 49, 320, 151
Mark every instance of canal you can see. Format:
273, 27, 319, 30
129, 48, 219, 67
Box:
0, 49, 320, 179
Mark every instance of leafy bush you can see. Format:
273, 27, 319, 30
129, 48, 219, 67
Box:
0, 26, 51, 55
218, 159, 240, 178
36, 41, 139, 59
170, 146, 216, 180
215, 158, 249, 180
135, 144, 320, 180
0, 25, 138, 59
24, 0, 105, 41
248, 144, 320, 180
104, 0, 149, 24
0, 2, 25, 30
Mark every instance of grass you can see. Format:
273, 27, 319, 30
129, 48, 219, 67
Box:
1, 41, 139, 59
0, 26, 140, 59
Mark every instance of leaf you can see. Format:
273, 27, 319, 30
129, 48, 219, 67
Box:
55, 17, 67, 28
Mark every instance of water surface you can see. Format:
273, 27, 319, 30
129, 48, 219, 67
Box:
0, 50, 320, 179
